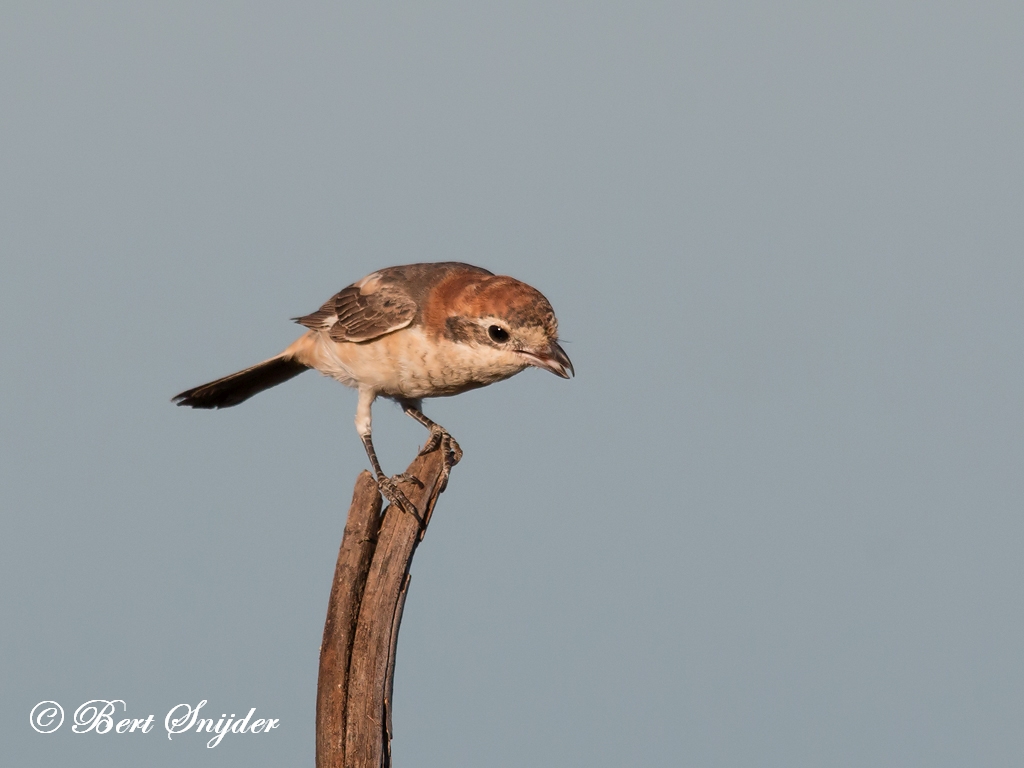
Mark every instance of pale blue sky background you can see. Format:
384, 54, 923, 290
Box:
3, 2, 1023, 766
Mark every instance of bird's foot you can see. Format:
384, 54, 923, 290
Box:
419, 424, 463, 464
376, 475, 422, 523
418, 424, 462, 491
392, 472, 423, 489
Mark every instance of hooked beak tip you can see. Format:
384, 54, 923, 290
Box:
520, 341, 574, 379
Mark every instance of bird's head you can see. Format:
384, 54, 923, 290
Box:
437, 274, 574, 380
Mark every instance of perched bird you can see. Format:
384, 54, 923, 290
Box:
173, 262, 573, 515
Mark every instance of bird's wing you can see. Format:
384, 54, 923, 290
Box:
294, 270, 418, 342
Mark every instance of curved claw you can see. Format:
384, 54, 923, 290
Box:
446, 434, 463, 465
419, 424, 463, 466
417, 426, 442, 455
392, 472, 424, 489
417, 424, 462, 494
377, 476, 421, 523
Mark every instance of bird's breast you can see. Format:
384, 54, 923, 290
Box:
308, 327, 527, 399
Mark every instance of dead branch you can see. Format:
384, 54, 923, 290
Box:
316, 448, 453, 768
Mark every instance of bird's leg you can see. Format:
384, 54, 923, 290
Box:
357, 389, 420, 522
399, 400, 462, 490
361, 433, 420, 521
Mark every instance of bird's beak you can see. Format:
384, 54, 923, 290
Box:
519, 341, 574, 379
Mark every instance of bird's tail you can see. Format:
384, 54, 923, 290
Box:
173, 354, 308, 409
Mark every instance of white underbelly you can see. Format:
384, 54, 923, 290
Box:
306, 327, 526, 399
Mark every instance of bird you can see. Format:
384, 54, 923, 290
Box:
173, 262, 573, 517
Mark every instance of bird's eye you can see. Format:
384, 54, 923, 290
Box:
488, 325, 510, 343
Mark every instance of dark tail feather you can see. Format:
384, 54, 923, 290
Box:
173, 355, 308, 409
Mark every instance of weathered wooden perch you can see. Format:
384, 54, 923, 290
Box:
316, 447, 454, 768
